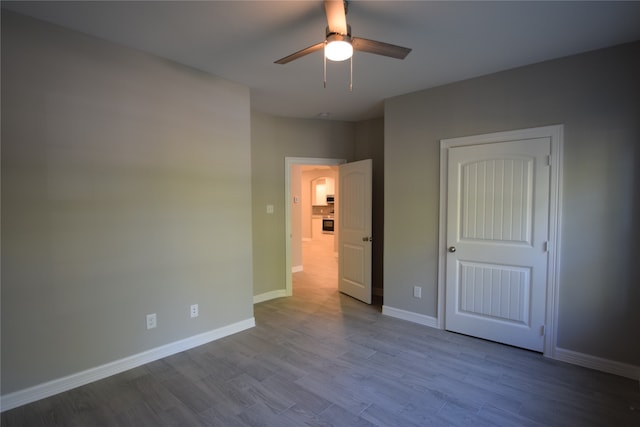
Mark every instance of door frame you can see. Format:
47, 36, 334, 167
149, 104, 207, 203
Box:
437, 125, 563, 357
285, 157, 346, 297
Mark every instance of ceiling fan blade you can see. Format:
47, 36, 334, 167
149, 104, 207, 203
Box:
352, 37, 412, 60
274, 42, 325, 64
325, 0, 348, 35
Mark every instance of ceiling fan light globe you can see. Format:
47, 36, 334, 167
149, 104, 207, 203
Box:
325, 40, 353, 61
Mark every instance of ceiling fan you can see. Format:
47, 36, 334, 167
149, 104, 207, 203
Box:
274, 0, 411, 88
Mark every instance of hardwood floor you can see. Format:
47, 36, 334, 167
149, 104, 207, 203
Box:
3, 238, 639, 426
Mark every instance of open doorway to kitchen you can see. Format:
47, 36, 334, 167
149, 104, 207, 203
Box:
285, 157, 345, 297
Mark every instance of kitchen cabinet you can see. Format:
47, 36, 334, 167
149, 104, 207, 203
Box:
326, 178, 335, 195
312, 177, 334, 206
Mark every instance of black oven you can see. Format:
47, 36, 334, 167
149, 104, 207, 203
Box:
322, 218, 334, 234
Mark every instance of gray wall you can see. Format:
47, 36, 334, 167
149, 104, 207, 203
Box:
1, 12, 254, 394
384, 41, 640, 365
250, 112, 356, 297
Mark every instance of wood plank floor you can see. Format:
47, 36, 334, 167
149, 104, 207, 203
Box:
3, 238, 639, 426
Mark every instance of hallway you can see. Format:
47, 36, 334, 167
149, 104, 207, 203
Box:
293, 236, 382, 308
293, 237, 338, 293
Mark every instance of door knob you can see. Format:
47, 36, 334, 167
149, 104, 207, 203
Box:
448, 246, 456, 253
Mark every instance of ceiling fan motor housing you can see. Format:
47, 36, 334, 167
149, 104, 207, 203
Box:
326, 24, 351, 42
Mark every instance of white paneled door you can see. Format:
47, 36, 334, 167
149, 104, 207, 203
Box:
339, 159, 372, 304
445, 137, 551, 352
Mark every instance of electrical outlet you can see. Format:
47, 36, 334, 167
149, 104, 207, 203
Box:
146, 313, 157, 329
190, 304, 199, 318
413, 286, 422, 299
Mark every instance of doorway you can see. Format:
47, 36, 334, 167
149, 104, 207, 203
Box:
284, 157, 345, 297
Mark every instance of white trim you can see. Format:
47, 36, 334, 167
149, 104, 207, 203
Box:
0, 318, 255, 412
437, 136, 449, 329
438, 125, 564, 359
284, 157, 346, 298
545, 126, 564, 361
553, 347, 640, 381
292, 265, 303, 273
382, 305, 438, 329
382, 305, 639, 382
253, 289, 287, 304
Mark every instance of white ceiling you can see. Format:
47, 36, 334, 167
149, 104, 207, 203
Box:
4, 1, 640, 122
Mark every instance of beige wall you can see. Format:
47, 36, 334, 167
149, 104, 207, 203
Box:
1, 12, 254, 394
250, 113, 385, 299
250, 112, 356, 297
384, 41, 640, 365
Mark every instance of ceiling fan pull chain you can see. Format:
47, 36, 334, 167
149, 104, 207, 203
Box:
323, 43, 327, 88
350, 55, 353, 92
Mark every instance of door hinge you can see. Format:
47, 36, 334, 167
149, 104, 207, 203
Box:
540, 325, 546, 336
546, 155, 551, 166
543, 241, 549, 252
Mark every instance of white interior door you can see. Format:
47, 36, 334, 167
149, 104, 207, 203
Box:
445, 138, 551, 352
338, 159, 372, 304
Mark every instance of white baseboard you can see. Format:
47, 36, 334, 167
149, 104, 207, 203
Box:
253, 289, 287, 304
383, 305, 639, 382
292, 265, 303, 273
0, 318, 255, 413
382, 305, 438, 329
553, 347, 640, 381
